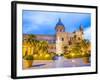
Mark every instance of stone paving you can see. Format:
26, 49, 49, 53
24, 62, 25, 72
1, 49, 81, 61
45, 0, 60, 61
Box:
24, 57, 90, 69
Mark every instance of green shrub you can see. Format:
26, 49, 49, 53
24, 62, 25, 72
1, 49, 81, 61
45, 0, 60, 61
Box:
64, 53, 83, 59
82, 53, 91, 57
24, 55, 33, 60
64, 54, 72, 59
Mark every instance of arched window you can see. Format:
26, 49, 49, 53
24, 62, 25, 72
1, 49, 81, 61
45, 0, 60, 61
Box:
60, 29, 62, 32
68, 41, 72, 45
62, 38, 64, 41
78, 37, 80, 40
59, 29, 64, 32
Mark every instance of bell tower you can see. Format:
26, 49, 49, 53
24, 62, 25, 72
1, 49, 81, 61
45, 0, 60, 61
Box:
55, 19, 68, 46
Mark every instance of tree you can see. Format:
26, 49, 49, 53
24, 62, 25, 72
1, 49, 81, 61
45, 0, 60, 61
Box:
80, 39, 91, 56
25, 34, 36, 55
63, 46, 68, 54
70, 43, 82, 58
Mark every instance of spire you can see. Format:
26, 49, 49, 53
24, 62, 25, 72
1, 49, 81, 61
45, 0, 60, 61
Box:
79, 24, 83, 31
56, 18, 64, 26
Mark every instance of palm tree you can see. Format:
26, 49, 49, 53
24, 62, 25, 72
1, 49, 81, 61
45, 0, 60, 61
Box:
80, 39, 90, 55
37, 41, 49, 58
25, 34, 36, 55
26, 34, 36, 44
80, 39, 91, 63
40, 41, 48, 51
73, 43, 81, 52
66, 42, 82, 58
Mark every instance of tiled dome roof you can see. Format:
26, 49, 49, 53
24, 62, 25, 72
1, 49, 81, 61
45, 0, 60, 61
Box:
55, 19, 65, 30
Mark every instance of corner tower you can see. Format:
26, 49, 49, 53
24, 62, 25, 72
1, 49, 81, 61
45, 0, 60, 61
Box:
79, 24, 84, 40
74, 24, 84, 42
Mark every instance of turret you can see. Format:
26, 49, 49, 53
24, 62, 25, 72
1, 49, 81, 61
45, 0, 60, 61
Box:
79, 24, 83, 31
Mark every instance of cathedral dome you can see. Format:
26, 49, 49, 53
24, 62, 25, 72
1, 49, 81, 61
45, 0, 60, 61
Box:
55, 19, 65, 32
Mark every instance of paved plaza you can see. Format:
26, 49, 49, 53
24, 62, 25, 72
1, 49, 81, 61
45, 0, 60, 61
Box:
23, 57, 90, 70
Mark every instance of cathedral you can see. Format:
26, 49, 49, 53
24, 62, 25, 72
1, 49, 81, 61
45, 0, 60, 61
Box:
23, 19, 84, 54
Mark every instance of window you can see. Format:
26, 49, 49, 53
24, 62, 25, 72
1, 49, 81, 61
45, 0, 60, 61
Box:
70, 38, 72, 40
57, 29, 59, 32
60, 29, 64, 32
68, 41, 72, 45
74, 35, 76, 38
62, 38, 64, 41
60, 29, 62, 32
78, 37, 80, 40
82, 31, 84, 34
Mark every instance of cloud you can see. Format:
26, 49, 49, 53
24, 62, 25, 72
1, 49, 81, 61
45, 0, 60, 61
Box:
23, 10, 91, 35
23, 11, 58, 26
84, 27, 91, 40
23, 26, 38, 34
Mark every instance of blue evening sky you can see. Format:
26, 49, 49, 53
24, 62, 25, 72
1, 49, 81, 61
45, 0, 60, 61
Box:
22, 10, 91, 40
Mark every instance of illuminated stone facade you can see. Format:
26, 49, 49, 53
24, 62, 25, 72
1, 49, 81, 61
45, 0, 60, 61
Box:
23, 19, 84, 54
